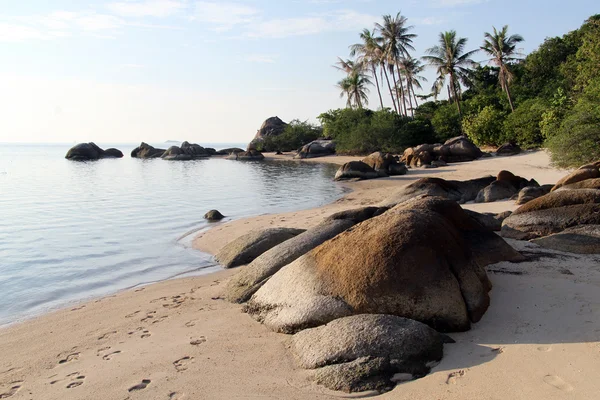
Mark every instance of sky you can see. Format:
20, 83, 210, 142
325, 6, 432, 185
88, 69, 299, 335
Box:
0, 0, 597, 144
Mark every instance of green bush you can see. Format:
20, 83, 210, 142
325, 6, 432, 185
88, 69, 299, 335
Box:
502, 98, 549, 148
431, 103, 462, 141
462, 106, 507, 146
256, 120, 322, 152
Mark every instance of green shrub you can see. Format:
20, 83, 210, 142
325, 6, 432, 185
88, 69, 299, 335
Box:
502, 98, 549, 148
462, 106, 507, 146
256, 119, 322, 152
431, 104, 462, 141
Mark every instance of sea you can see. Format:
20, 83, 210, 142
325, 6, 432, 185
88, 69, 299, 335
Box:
0, 143, 346, 326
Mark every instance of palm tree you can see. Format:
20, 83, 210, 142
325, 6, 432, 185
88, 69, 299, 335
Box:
337, 73, 372, 109
423, 31, 478, 116
375, 12, 416, 116
398, 57, 427, 116
333, 57, 363, 75
350, 29, 385, 110
481, 25, 524, 112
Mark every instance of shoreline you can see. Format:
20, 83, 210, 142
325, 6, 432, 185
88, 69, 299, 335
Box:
3, 150, 600, 400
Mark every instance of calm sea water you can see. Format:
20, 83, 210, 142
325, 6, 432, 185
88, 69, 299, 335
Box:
0, 143, 345, 326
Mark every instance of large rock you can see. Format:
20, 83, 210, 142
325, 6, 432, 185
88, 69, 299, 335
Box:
552, 162, 600, 191
501, 189, 600, 240
436, 136, 483, 162
516, 185, 554, 205
162, 141, 210, 160
204, 210, 225, 221
245, 197, 523, 333
65, 143, 123, 160
561, 178, 600, 190
216, 228, 306, 268
334, 161, 380, 181
496, 143, 521, 156
382, 176, 496, 206
294, 140, 336, 159
531, 225, 600, 254
248, 117, 288, 150
291, 314, 449, 393
226, 219, 357, 303
226, 150, 265, 161
215, 147, 244, 156
131, 142, 166, 158
362, 152, 407, 176
475, 171, 538, 203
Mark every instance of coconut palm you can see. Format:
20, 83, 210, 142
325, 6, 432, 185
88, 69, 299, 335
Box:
337, 73, 372, 109
333, 57, 363, 75
375, 12, 416, 116
398, 56, 428, 116
423, 30, 478, 116
350, 29, 385, 110
481, 25, 524, 112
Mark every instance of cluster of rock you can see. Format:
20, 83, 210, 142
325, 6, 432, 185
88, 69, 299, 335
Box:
65, 143, 124, 160
226, 149, 265, 161
400, 136, 483, 168
216, 196, 525, 392
335, 152, 408, 181
130, 142, 244, 160
501, 160, 600, 254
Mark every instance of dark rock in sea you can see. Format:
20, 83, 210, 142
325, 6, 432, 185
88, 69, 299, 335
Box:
205, 147, 217, 156
216, 227, 306, 269
334, 161, 380, 181
131, 142, 166, 158
292, 314, 449, 393
227, 150, 265, 161
65, 143, 124, 161
162, 146, 193, 160
204, 210, 225, 221
496, 143, 522, 156
215, 147, 245, 156
294, 139, 336, 159
245, 197, 523, 334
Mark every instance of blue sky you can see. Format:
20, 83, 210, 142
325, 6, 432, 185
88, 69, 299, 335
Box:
0, 0, 597, 144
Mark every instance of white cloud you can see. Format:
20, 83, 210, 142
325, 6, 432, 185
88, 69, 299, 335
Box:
108, 0, 187, 18
191, 1, 258, 31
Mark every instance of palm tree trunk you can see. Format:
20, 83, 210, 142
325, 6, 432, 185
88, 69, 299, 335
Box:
450, 75, 462, 117
397, 67, 410, 117
406, 78, 414, 118
391, 66, 405, 117
411, 82, 419, 108
382, 66, 398, 113
505, 79, 515, 112
372, 64, 384, 110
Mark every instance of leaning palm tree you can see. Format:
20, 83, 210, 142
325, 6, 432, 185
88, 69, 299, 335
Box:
481, 25, 524, 112
423, 31, 478, 116
398, 56, 428, 116
333, 57, 363, 75
375, 12, 416, 116
350, 29, 385, 110
337, 73, 372, 109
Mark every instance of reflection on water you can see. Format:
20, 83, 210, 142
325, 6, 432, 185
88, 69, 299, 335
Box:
0, 144, 345, 325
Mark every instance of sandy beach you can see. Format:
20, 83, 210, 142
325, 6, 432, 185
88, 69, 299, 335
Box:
1, 151, 599, 400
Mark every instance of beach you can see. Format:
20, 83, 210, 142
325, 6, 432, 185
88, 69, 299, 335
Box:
1, 151, 599, 400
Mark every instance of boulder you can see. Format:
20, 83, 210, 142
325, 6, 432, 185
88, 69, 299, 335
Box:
161, 142, 210, 160
516, 185, 553, 205
205, 147, 217, 156
436, 136, 483, 162
131, 142, 166, 158
227, 150, 265, 161
361, 152, 407, 176
216, 228, 306, 268
215, 147, 245, 156
324, 206, 389, 224
381, 176, 496, 206
531, 225, 600, 254
388, 163, 408, 175
162, 146, 192, 160
334, 161, 380, 181
501, 189, 600, 240
291, 314, 449, 393
552, 163, 600, 191
204, 210, 225, 221
561, 178, 600, 190
475, 180, 520, 203
245, 197, 523, 333
65, 142, 123, 160
496, 143, 521, 156
294, 140, 336, 159
226, 219, 357, 303
248, 116, 288, 150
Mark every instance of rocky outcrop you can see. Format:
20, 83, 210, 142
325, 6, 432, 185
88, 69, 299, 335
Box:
561, 178, 600, 190
496, 143, 521, 156
552, 161, 600, 191
475, 170, 538, 203
65, 143, 124, 160
204, 210, 225, 221
225, 219, 357, 303
531, 225, 600, 254
216, 228, 306, 268
401, 136, 483, 168
294, 140, 336, 159
291, 314, 450, 393
162, 141, 210, 160
334, 161, 380, 181
361, 152, 408, 176
215, 147, 244, 156
226, 150, 265, 161
382, 176, 496, 206
248, 117, 288, 150
245, 197, 523, 334
516, 185, 553, 205
131, 142, 166, 159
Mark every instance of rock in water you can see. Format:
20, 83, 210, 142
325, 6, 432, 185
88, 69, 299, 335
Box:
334, 161, 379, 181
291, 314, 449, 393
102, 148, 124, 158
216, 228, 306, 268
226, 150, 265, 161
204, 210, 225, 221
131, 142, 166, 158
531, 225, 600, 254
65, 143, 124, 160
245, 197, 523, 333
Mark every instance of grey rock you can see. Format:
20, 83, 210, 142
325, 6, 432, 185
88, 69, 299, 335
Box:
204, 210, 225, 221
531, 225, 600, 254
294, 140, 336, 159
334, 161, 380, 181
131, 142, 166, 158
516, 185, 553, 205
475, 180, 520, 203
227, 150, 265, 161
216, 228, 306, 268
496, 143, 521, 156
66, 143, 123, 160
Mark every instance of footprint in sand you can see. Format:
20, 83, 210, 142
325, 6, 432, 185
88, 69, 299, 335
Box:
169, 391, 184, 399
163, 295, 187, 309
70, 305, 86, 311
98, 331, 117, 340
543, 375, 574, 392
446, 370, 467, 385
190, 336, 206, 346
128, 327, 151, 339
128, 379, 151, 392
0, 381, 23, 398
184, 320, 196, 328
538, 346, 552, 352
173, 357, 194, 372
125, 311, 141, 318
151, 316, 168, 325
102, 350, 122, 361
141, 311, 157, 322
58, 353, 80, 365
